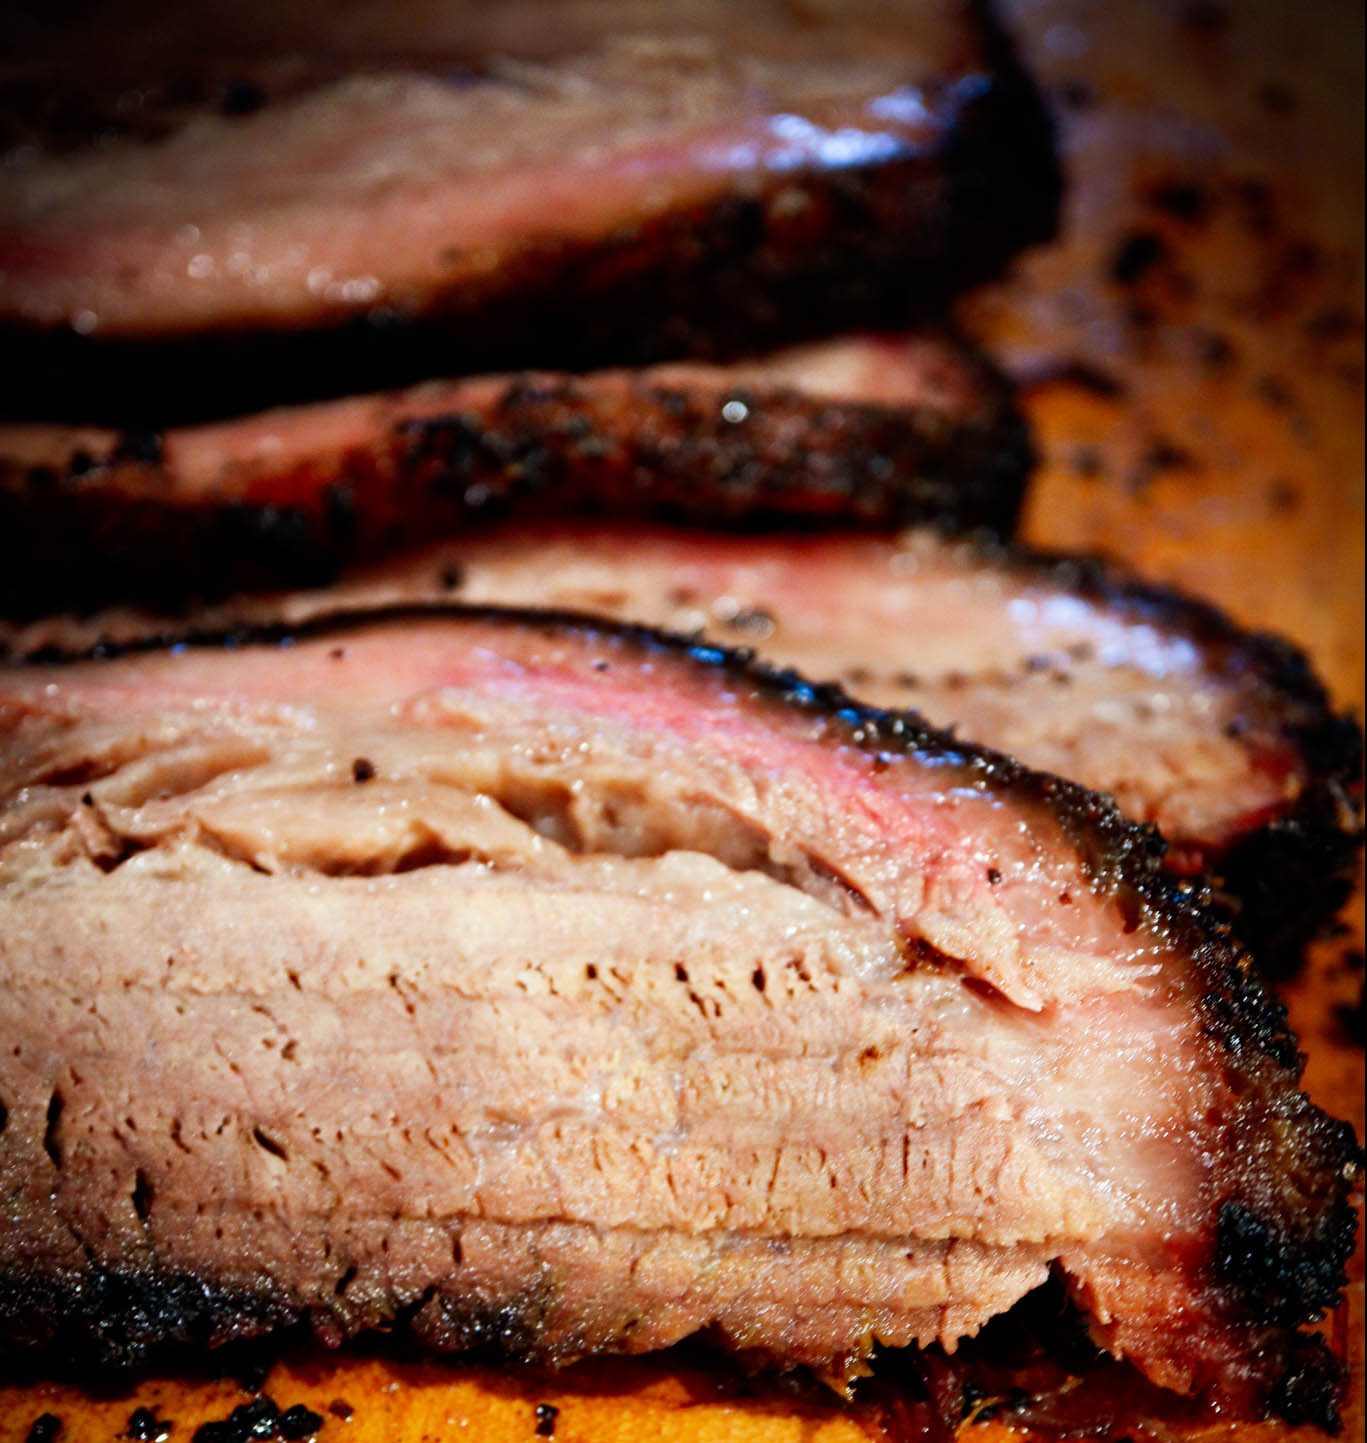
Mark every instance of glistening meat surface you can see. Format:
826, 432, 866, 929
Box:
13, 525, 1357, 970
0, 607, 1356, 1427
0, 0, 1058, 421
0, 333, 1029, 615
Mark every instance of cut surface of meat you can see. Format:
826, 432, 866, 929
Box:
0, 332, 1030, 614
11, 525, 1357, 971
0, 606, 1356, 1430
0, 0, 1059, 421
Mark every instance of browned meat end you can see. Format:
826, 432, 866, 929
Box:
0, 607, 1355, 1429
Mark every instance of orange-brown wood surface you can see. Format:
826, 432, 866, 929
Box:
1, 1, 1361, 1439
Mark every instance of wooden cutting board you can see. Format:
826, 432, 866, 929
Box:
1, 0, 1361, 1438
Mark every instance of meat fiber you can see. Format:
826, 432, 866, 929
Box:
0, 606, 1356, 1430
0, 0, 1059, 422
0, 332, 1030, 614
9, 526, 1358, 972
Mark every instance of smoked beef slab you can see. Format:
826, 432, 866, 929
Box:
0, 332, 1030, 614
0, 0, 1059, 423
8, 526, 1358, 972
0, 606, 1357, 1430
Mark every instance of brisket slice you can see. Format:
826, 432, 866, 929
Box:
0, 332, 1029, 615
0, 0, 1059, 423
0, 606, 1357, 1429
9, 526, 1358, 971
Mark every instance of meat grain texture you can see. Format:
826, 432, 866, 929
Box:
0, 608, 1357, 1429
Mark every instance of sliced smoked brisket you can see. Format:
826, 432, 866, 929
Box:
8, 526, 1358, 971
0, 0, 1059, 422
0, 333, 1030, 614
0, 606, 1356, 1429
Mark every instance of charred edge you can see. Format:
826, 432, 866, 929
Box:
953, 1, 1064, 263
1207, 1070, 1362, 1425
0, 1264, 299, 1375
0, 349, 1033, 618
1265, 1331, 1348, 1432
406, 1285, 553, 1365
9, 602, 1360, 1358
0, 68, 1060, 427
1215, 1071, 1364, 1325
386, 362, 1028, 537
957, 532, 1365, 965
1215, 769, 1364, 975
0, 1260, 553, 1380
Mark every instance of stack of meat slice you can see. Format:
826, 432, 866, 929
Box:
0, 1, 1359, 1438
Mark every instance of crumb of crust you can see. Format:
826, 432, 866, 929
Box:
1146, 179, 1212, 224
279, 1404, 325, 1440
1109, 231, 1167, 285
126, 1407, 175, 1441
193, 1395, 278, 1443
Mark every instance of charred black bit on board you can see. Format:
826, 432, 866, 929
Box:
277, 1404, 324, 1440
126, 1405, 175, 1440
191, 1395, 281, 1443
24, 1416, 63, 1443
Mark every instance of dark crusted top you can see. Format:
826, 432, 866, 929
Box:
0, 352, 1032, 619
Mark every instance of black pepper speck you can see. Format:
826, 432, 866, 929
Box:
220, 81, 266, 116
1109, 231, 1166, 285
1147, 179, 1210, 223
193, 1395, 279, 1443
126, 1406, 175, 1440
111, 430, 165, 466
278, 1404, 324, 1440
1069, 445, 1105, 479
